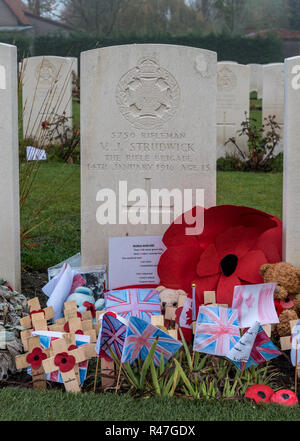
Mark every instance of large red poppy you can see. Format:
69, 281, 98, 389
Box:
158, 205, 282, 341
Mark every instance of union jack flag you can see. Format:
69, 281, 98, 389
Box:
96, 313, 127, 360
193, 306, 240, 357
104, 288, 161, 322
29, 331, 90, 385
228, 323, 281, 370
121, 316, 182, 366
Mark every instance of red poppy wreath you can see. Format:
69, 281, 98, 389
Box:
157, 205, 282, 341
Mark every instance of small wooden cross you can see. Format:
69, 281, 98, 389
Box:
42, 337, 94, 393
50, 301, 97, 343
280, 320, 298, 351
15, 335, 51, 390
20, 298, 54, 351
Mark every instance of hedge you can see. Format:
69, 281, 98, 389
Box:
0, 31, 283, 65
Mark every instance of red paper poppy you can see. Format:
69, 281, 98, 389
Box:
54, 352, 76, 373
245, 385, 274, 404
68, 345, 77, 351
26, 347, 47, 370
270, 389, 298, 406
158, 205, 282, 308
83, 301, 96, 318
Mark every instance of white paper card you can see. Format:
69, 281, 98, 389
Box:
108, 236, 166, 290
27, 146, 47, 161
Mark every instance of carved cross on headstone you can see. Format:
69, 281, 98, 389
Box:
217, 111, 236, 144
42, 337, 93, 393
15, 335, 51, 390
122, 178, 175, 233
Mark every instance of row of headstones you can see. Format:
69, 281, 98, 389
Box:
19, 56, 284, 159
0, 43, 296, 293
217, 62, 284, 158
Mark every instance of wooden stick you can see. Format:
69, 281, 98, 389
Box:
115, 363, 123, 395
190, 351, 195, 373
240, 362, 246, 379
93, 356, 100, 393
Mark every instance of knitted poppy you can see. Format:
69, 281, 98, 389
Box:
26, 347, 47, 370
158, 205, 282, 341
83, 301, 96, 318
270, 389, 298, 406
54, 352, 76, 373
245, 385, 274, 404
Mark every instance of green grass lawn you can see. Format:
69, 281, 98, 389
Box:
0, 387, 299, 421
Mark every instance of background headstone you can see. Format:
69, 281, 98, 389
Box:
217, 62, 250, 158
22, 56, 73, 145
0, 43, 20, 290
248, 64, 263, 99
283, 56, 300, 265
263, 63, 284, 153
81, 44, 217, 266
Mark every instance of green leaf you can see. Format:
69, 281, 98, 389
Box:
150, 361, 161, 396
140, 339, 158, 389
178, 328, 192, 370
173, 358, 197, 399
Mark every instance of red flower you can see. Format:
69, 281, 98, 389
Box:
41, 121, 49, 129
159, 206, 281, 303
68, 345, 77, 351
83, 301, 96, 318
245, 385, 274, 404
54, 352, 76, 373
270, 389, 298, 406
26, 347, 47, 370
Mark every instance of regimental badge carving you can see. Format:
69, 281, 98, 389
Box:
194, 54, 212, 78
36, 59, 57, 84
116, 58, 180, 130
217, 66, 237, 92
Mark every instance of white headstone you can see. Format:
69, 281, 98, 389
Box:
248, 64, 263, 99
263, 63, 284, 153
22, 56, 73, 144
217, 62, 250, 158
0, 43, 20, 290
81, 44, 217, 266
283, 56, 300, 265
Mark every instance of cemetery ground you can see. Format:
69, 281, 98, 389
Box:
6, 164, 296, 422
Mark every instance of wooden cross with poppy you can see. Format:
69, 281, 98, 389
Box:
15, 335, 51, 390
42, 337, 94, 393
51, 301, 97, 343
20, 298, 55, 351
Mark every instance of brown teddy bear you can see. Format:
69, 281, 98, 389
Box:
260, 262, 300, 337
